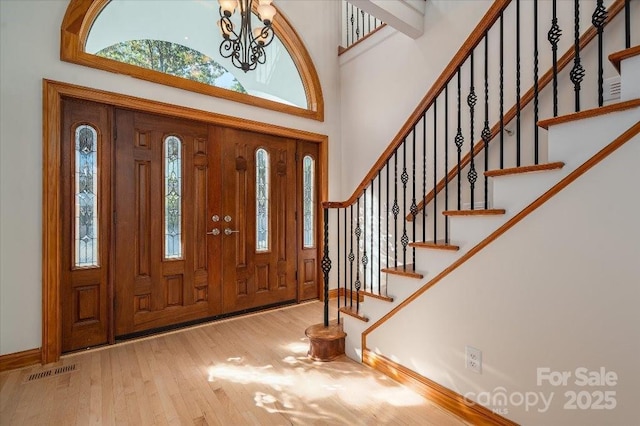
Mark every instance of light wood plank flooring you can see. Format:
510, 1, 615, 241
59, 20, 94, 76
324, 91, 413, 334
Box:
1, 301, 467, 425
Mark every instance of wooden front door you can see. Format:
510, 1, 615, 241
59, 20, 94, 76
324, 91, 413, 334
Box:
217, 127, 298, 313
113, 110, 219, 336
61, 101, 317, 350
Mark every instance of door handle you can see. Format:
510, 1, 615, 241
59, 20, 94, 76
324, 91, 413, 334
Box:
207, 228, 220, 235
224, 228, 240, 236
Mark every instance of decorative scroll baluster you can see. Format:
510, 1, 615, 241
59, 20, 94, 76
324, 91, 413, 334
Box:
467, 53, 478, 209
548, 0, 561, 117
350, 4, 355, 46
516, 0, 521, 167
361, 9, 365, 41
370, 182, 374, 291
355, 7, 361, 41
499, 10, 505, 168
570, 0, 585, 112
482, 33, 491, 209
343, 208, 348, 308
534, 0, 540, 164
455, 70, 464, 210
321, 208, 331, 326
348, 205, 354, 309
411, 130, 417, 266
592, 0, 607, 107
401, 142, 409, 269
422, 113, 427, 242
392, 151, 399, 268
354, 198, 361, 310
362, 191, 368, 292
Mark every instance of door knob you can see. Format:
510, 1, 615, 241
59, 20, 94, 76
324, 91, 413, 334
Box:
207, 228, 220, 235
224, 215, 232, 223
212, 215, 220, 222
224, 228, 240, 236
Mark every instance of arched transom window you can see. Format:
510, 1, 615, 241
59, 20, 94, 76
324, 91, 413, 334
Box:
61, 0, 324, 120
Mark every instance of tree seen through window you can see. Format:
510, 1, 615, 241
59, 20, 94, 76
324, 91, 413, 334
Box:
96, 39, 247, 93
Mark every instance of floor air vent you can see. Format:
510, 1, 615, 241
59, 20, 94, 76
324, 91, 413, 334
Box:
23, 363, 78, 383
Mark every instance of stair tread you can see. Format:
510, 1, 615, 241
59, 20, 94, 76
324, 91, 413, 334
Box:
339, 306, 369, 322
485, 162, 565, 177
409, 240, 460, 251
360, 291, 394, 302
609, 46, 640, 72
381, 264, 424, 279
443, 209, 506, 216
538, 99, 640, 129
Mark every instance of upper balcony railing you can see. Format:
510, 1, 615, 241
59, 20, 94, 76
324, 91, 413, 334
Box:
341, 0, 385, 52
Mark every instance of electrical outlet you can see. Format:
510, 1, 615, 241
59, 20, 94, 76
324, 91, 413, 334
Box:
466, 346, 482, 373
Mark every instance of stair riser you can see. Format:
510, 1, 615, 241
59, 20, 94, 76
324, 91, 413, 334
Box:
620, 55, 640, 101
548, 107, 640, 170
491, 171, 564, 215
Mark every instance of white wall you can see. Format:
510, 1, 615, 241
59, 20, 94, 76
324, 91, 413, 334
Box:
367, 132, 640, 425
0, 0, 342, 355
338, 0, 493, 200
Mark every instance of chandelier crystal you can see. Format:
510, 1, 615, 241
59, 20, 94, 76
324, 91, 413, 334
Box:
218, 0, 277, 73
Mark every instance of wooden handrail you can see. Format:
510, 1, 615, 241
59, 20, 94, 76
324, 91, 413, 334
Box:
406, 0, 625, 220
323, 0, 512, 209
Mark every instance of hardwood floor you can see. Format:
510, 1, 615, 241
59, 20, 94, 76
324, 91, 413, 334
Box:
0, 302, 467, 425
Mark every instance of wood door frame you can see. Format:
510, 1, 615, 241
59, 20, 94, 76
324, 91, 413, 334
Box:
43, 79, 328, 364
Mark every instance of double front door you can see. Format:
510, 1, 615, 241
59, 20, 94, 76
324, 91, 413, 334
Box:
61, 99, 319, 352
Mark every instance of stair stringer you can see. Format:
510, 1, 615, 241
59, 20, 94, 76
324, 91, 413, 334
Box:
340, 104, 640, 364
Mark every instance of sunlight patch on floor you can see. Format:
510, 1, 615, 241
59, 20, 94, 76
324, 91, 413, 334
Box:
206, 347, 427, 413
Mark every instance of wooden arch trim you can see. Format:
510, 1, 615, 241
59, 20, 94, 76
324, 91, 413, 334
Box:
60, 0, 324, 121
42, 79, 328, 364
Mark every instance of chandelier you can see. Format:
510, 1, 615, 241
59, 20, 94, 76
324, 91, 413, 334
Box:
218, 0, 277, 73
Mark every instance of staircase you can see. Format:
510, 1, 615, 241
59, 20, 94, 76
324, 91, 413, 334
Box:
323, 0, 639, 424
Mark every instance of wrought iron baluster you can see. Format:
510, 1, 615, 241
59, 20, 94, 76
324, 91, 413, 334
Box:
516, 0, 521, 167
354, 198, 361, 311
444, 86, 450, 243
422, 112, 427, 242
362, 191, 368, 293
548, 0, 561, 117
411, 130, 417, 267
392, 151, 399, 268
336, 208, 341, 314
433, 102, 438, 242
401, 142, 409, 270
468, 53, 478, 209
570, 0, 585, 112
370, 182, 374, 292
321, 208, 331, 326
355, 6, 361, 41
592, 0, 607, 107
360, 9, 365, 40
625, 0, 631, 48
482, 32, 491, 210
534, 0, 540, 164
350, 4, 355, 47
455, 70, 464, 210
499, 10, 505, 168
386, 163, 389, 277
348, 205, 354, 309
378, 169, 382, 295
343, 208, 347, 308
